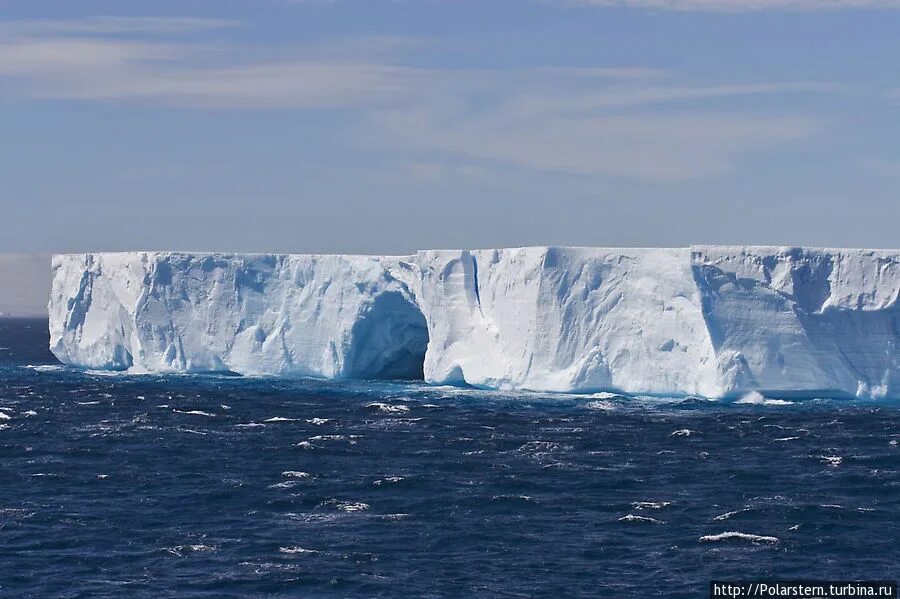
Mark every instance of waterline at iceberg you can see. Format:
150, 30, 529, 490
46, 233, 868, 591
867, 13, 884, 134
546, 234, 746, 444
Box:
49, 246, 899, 399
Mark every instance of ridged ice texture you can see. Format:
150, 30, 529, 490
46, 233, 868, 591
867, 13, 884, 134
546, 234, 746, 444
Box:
49, 253, 427, 379
49, 247, 900, 399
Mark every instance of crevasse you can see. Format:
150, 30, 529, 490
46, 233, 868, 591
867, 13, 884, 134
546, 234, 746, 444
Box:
48, 246, 900, 399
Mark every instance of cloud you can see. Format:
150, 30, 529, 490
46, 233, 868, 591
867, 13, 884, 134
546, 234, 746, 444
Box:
569, 0, 900, 10
0, 18, 426, 108
0, 16, 831, 181
369, 109, 819, 181
0, 16, 236, 36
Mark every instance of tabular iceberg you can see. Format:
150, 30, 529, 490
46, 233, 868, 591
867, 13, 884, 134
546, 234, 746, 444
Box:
49, 247, 900, 399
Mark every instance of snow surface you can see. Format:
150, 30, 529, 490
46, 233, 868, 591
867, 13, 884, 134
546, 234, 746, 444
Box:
49, 247, 900, 399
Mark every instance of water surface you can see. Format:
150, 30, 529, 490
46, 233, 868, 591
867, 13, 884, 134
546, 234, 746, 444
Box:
1, 319, 897, 597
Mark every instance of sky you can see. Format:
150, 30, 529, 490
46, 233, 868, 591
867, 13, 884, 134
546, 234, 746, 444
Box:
1, 0, 899, 314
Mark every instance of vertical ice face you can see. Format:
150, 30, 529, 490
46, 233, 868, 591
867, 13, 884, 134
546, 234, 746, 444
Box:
415, 247, 719, 396
49, 252, 428, 379
49, 246, 900, 399
692, 246, 900, 398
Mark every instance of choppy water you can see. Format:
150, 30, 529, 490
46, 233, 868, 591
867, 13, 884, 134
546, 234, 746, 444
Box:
0, 319, 897, 598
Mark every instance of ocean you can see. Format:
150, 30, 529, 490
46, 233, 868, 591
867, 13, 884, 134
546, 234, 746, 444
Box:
0, 318, 897, 598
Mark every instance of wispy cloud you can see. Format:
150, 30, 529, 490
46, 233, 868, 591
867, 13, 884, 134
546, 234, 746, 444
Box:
569, 0, 900, 11
0, 16, 834, 181
368, 109, 819, 181
0, 16, 236, 36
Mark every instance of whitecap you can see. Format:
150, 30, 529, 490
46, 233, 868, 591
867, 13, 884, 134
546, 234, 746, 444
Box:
84, 370, 125, 377
279, 546, 318, 555
282, 471, 311, 479
619, 514, 664, 524
264, 417, 298, 423
167, 544, 217, 556
23, 410, 37, 417
632, 501, 670, 510
24, 365, 64, 372
365, 402, 409, 414
0, 412, 11, 421
736, 392, 793, 406
820, 455, 842, 467
179, 428, 207, 435
306, 418, 330, 425
584, 400, 616, 411
589, 391, 622, 400
373, 476, 404, 486
173, 410, 216, 417
77, 401, 100, 406
235, 423, 265, 428
329, 501, 369, 512
713, 508, 751, 521
295, 441, 316, 450
774, 436, 800, 442
268, 481, 300, 489
699, 532, 779, 544
491, 495, 536, 502
670, 429, 695, 437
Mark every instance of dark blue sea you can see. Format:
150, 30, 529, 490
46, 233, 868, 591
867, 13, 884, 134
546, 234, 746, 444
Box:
0, 318, 897, 598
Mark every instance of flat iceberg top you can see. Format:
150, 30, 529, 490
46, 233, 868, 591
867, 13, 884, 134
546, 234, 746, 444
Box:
48, 246, 900, 400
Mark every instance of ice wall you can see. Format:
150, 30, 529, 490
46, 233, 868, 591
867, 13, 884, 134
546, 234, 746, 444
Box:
49, 253, 427, 379
49, 247, 899, 399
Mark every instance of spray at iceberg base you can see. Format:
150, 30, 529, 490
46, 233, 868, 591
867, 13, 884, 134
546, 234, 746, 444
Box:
49, 246, 900, 400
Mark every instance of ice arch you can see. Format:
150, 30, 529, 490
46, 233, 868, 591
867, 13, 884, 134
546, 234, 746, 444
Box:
342, 291, 429, 380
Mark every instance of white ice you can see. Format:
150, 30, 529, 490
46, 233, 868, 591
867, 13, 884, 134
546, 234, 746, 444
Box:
48, 246, 899, 399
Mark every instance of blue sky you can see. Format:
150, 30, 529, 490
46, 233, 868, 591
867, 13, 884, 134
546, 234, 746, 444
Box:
1, 0, 899, 260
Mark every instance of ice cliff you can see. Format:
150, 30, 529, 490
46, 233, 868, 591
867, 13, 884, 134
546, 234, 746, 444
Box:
49, 247, 900, 399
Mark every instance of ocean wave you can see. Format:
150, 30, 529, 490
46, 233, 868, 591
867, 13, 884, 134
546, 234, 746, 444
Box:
736, 392, 793, 406
632, 501, 671, 510
23, 364, 64, 372
584, 400, 616, 411
373, 476, 403, 486
166, 544, 217, 556
173, 410, 216, 417
324, 500, 369, 513
268, 481, 301, 489
619, 514, 664, 524
699, 532, 779, 544
279, 546, 318, 555
713, 508, 751, 521
308, 434, 358, 444
670, 429, 696, 437
365, 402, 410, 414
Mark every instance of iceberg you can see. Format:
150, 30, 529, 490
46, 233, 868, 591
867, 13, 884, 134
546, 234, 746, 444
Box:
48, 246, 900, 399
